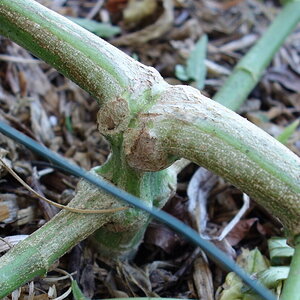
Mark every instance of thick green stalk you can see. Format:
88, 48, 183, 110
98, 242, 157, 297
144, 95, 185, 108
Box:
124, 85, 300, 237
212, 1, 300, 295
0, 174, 118, 298
90, 149, 177, 259
0, 0, 300, 297
0, 162, 176, 297
280, 235, 300, 300
213, 1, 300, 111
0, 0, 168, 108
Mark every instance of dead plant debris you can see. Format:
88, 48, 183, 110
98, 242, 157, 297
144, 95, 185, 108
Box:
0, 0, 299, 299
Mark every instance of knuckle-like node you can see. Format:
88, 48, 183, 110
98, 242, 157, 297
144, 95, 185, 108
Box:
97, 97, 130, 135
124, 127, 173, 171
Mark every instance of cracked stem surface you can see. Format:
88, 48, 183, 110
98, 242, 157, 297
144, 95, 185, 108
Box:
125, 85, 300, 237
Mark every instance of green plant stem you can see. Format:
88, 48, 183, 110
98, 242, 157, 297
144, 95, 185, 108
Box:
0, 212, 106, 298
0, 152, 176, 297
0, 176, 115, 298
280, 236, 300, 300
0, 0, 300, 298
213, 1, 300, 111
131, 85, 300, 237
91, 153, 177, 259
0, 0, 167, 108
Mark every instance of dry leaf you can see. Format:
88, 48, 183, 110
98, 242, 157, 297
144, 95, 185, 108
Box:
113, 0, 174, 46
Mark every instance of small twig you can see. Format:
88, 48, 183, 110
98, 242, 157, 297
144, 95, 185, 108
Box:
86, 0, 104, 20
0, 54, 42, 64
0, 237, 13, 249
217, 193, 250, 241
0, 158, 128, 214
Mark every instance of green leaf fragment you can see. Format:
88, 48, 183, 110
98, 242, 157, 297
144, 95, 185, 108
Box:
71, 280, 90, 300
236, 248, 270, 274
186, 34, 208, 90
257, 266, 290, 289
268, 237, 294, 265
218, 248, 270, 300
219, 272, 263, 300
68, 17, 121, 38
174, 35, 208, 89
175, 64, 189, 81
65, 116, 73, 133
276, 119, 300, 145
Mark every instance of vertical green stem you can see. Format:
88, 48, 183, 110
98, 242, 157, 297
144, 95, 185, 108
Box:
280, 236, 300, 300
0, 0, 166, 107
213, 1, 300, 111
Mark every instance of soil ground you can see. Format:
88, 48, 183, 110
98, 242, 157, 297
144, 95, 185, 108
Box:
0, 0, 300, 299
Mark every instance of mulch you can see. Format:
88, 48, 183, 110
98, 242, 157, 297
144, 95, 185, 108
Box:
0, 0, 299, 299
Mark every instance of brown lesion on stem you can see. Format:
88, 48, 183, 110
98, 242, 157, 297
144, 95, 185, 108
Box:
123, 125, 173, 171
97, 97, 131, 135
119, 83, 300, 238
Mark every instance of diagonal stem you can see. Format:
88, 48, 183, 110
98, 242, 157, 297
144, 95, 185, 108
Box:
0, 178, 114, 298
127, 85, 300, 237
213, 1, 300, 111
0, 0, 167, 108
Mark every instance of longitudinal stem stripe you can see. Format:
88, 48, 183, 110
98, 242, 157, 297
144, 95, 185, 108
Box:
137, 86, 300, 235
213, 1, 300, 111
280, 235, 300, 300
0, 0, 299, 299
0, 0, 130, 104
0, 121, 276, 300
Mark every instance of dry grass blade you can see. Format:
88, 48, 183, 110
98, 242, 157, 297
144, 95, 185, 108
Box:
0, 235, 28, 253
0, 54, 42, 64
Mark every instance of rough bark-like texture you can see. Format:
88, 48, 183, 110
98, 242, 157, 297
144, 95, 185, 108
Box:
0, 0, 168, 109
0, 0, 300, 297
0, 170, 123, 298
1, 0, 299, 241
123, 85, 300, 237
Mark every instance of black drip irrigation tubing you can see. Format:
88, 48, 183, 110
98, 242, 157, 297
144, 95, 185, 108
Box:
0, 121, 276, 300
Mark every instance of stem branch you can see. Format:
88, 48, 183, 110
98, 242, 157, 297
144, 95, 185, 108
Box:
129, 85, 300, 237
0, 0, 166, 107
213, 1, 300, 111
